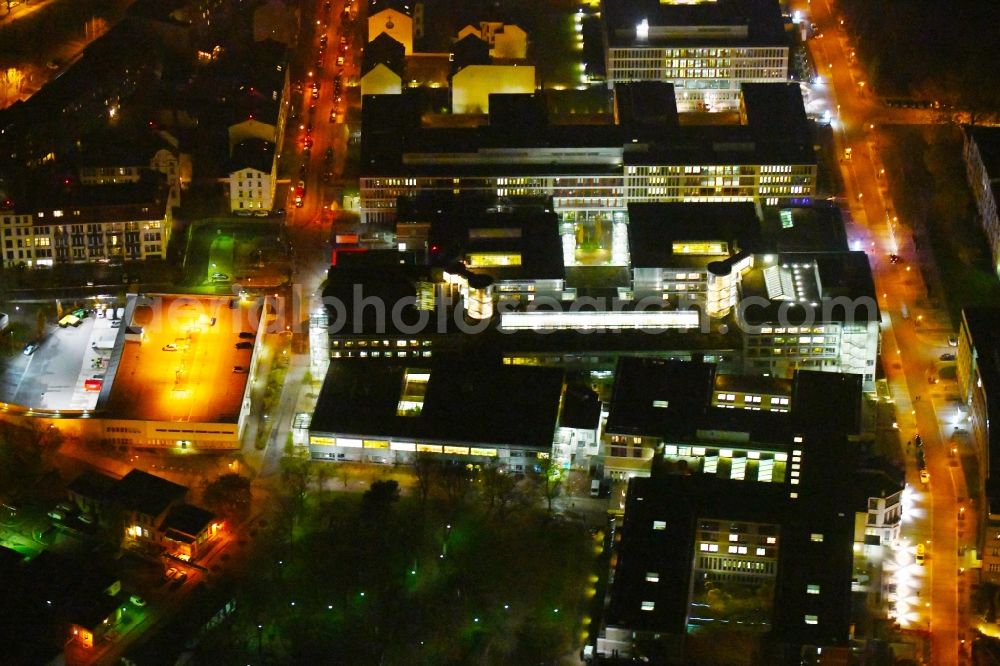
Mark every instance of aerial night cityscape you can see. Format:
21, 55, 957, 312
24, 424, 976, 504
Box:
2, 0, 1000, 664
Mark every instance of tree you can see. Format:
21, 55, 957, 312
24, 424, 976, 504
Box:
479, 463, 519, 519
436, 462, 471, 505
34, 307, 47, 340
361, 479, 399, 516
0, 68, 23, 106
535, 456, 564, 515
412, 453, 437, 508
203, 473, 252, 523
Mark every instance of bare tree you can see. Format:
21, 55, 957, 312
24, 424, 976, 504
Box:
412, 453, 437, 509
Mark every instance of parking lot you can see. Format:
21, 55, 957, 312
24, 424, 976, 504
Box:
182, 219, 293, 291
0, 308, 122, 412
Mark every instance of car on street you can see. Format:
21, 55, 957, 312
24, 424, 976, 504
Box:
888, 254, 901, 264
170, 572, 189, 590
235, 342, 253, 350
212, 272, 229, 281
336, 55, 344, 66
162, 344, 178, 352
78, 514, 95, 525
940, 353, 956, 361
238, 332, 255, 339
329, 110, 339, 123
919, 469, 930, 484
130, 595, 147, 607
234, 366, 248, 373
948, 336, 958, 347
915, 543, 926, 565
47, 509, 65, 521
22, 342, 37, 356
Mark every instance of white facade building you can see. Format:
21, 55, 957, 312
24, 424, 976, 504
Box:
601, 0, 789, 111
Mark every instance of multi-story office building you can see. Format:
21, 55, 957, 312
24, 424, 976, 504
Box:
963, 127, 1000, 276
597, 362, 862, 662
360, 83, 816, 263
308, 356, 566, 468
600, 0, 789, 111
0, 180, 170, 267
739, 252, 880, 391
318, 197, 875, 391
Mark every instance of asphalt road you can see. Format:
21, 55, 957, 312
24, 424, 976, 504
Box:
798, 0, 968, 661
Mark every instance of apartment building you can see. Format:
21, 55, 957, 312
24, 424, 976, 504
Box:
228, 138, 277, 212
0, 180, 169, 267
963, 127, 1000, 277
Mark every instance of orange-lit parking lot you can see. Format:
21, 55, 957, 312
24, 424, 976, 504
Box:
101, 295, 259, 424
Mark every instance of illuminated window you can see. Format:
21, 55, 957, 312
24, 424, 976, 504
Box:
466, 252, 522, 267
645, 572, 660, 583
804, 615, 818, 625
396, 370, 430, 416
641, 601, 655, 612
652, 520, 666, 530
756, 548, 766, 556
810, 533, 824, 543
807, 584, 820, 595
729, 533, 739, 542
766, 536, 777, 544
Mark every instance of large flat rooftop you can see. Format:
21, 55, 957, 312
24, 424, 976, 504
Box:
100, 295, 258, 423
602, 0, 786, 49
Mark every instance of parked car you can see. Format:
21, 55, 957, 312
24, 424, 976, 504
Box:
78, 514, 95, 525
948, 336, 958, 347
22, 342, 37, 356
233, 366, 248, 374
130, 595, 147, 607
169, 572, 189, 590
915, 543, 926, 565
235, 342, 253, 350
47, 509, 65, 521
212, 272, 230, 281
162, 344, 178, 352
940, 353, 956, 361
238, 332, 255, 339
919, 469, 930, 484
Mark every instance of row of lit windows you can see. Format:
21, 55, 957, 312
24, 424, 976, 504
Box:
332, 339, 432, 348
611, 47, 787, 59
332, 350, 433, 359
757, 326, 827, 334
